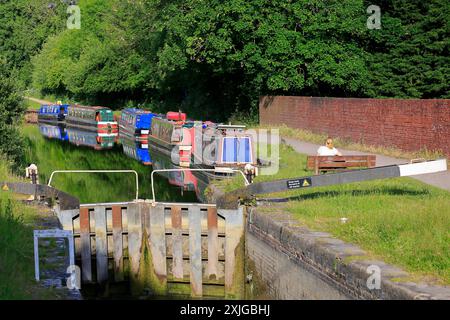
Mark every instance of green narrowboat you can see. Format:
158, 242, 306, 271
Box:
66, 105, 118, 134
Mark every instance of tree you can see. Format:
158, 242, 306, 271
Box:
0, 60, 26, 171
0, 0, 66, 88
365, 0, 450, 98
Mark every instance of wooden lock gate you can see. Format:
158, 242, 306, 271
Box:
58, 201, 245, 298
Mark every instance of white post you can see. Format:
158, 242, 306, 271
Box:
34, 232, 40, 281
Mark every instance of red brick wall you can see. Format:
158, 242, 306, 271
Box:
259, 96, 450, 158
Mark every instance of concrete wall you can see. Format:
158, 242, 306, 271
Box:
259, 96, 450, 158
246, 206, 450, 300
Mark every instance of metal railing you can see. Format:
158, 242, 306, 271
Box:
48, 170, 139, 200
150, 168, 249, 204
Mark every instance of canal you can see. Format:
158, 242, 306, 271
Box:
21, 125, 208, 204
21, 124, 233, 299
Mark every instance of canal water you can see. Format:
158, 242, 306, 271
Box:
22, 125, 209, 204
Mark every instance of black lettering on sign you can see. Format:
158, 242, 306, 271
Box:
287, 178, 312, 189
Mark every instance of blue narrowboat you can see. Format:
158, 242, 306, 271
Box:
38, 104, 69, 123
119, 108, 158, 142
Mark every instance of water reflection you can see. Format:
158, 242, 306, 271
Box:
37, 123, 210, 203
39, 123, 68, 141
67, 127, 118, 150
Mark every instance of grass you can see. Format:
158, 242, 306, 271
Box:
21, 125, 197, 204
258, 124, 444, 160
23, 98, 42, 110
213, 142, 450, 285
0, 160, 60, 299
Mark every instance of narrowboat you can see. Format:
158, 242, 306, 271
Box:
38, 104, 69, 123
147, 112, 193, 167
119, 108, 158, 142
38, 123, 68, 141
67, 127, 117, 150
194, 123, 256, 170
66, 105, 118, 134
147, 111, 257, 171
120, 135, 152, 165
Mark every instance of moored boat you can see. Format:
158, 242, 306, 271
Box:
66, 105, 118, 134
147, 112, 193, 167
38, 104, 69, 123
147, 111, 257, 172
119, 108, 157, 143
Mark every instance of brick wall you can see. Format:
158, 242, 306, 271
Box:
259, 96, 450, 158
24, 109, 38, 124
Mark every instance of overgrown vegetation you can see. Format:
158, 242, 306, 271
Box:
0, 160, 58, 299
0, 60, 26, 172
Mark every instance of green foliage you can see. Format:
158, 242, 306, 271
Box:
0, 0, 66, 87
31, 0, 372, 120
24, 0, 450, 121
0, 61, 26, 171
365, 0, 450, 98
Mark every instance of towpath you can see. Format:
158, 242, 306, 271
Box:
282, 137, 450, 192
24, 96, 54, 105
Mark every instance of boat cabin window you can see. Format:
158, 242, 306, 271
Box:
222, 137, 252, 163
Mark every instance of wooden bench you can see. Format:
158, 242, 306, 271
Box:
306, 155, 376, 174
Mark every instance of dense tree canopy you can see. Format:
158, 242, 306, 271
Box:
0, 0, 66, 87
0, 60, 25, 170
0, 0, 448, 122
366, 0, 450, 98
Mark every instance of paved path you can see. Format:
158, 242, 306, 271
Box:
24, 96, 54, 105
282, 137, 450, 192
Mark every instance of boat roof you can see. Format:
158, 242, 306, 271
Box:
40, 104, 70, 107
70, 105, 112, 111
122, 108, 154, 115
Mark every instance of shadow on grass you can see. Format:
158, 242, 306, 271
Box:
257, 187, 431, 203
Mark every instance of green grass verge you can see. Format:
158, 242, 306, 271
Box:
213, 142, 450, 285
23, 98, 42, 110
0, 160, 59, 299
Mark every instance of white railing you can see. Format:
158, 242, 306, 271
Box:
150, 168, 249, 204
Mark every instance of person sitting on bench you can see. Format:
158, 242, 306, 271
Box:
317, 138, 342, 156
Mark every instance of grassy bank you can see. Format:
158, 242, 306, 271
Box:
24, 98, 41, 110
21, 125, 197, 203
0, 160, 58, 299
215, 143, 450, 285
